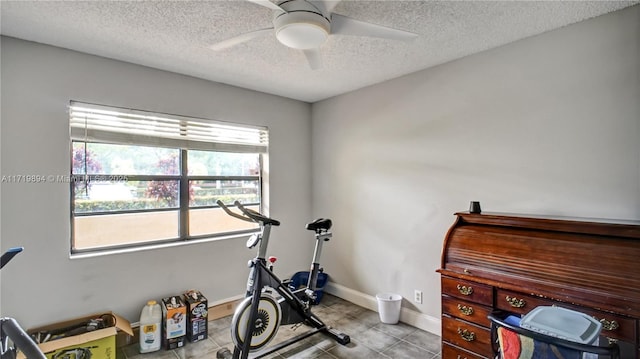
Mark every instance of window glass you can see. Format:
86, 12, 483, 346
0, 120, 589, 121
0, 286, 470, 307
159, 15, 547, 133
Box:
188, 151, 259, 176
70, 102, 266, 254
74, 211, 179, 250
190, 179, 259, 208
72, 142, 180, 176
189, 206, 259, 237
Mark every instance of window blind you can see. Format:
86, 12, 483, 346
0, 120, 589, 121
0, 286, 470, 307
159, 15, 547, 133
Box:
69, 101, 268, 153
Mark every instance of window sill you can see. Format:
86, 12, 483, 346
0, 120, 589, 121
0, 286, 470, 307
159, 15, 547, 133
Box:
69, 231, 257, 260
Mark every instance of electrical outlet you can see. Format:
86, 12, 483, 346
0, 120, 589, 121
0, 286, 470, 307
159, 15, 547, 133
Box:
414, 290, 423, 304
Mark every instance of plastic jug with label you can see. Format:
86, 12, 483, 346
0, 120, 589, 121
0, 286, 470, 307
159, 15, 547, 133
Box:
139, 300, 162, 353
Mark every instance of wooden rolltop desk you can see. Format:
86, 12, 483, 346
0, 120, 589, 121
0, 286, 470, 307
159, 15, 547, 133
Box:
437, 212, 640, 359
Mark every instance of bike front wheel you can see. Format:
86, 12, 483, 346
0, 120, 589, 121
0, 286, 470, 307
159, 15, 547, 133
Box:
231, 294, 281, 352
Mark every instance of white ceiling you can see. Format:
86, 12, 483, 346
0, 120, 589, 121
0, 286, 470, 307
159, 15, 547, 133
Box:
1, 1, 637, 103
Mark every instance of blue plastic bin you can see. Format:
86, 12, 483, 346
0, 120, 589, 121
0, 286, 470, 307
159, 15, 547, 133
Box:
288, 271, 328, 304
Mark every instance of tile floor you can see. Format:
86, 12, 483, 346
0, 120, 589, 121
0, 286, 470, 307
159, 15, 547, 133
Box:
121, 294, 442, 359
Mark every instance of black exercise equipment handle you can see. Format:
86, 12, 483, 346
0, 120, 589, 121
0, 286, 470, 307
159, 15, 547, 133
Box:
1, 247, 23, 270
216, 200, 280, 226
1, 318, 47, 359
216, 200, 252, 223
234, 201, 281, 226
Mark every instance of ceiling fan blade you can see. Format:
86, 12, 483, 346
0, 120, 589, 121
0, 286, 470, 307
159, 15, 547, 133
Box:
210, 28, 273, 51
303, 48, 323, 70
309, 0, 341, 15
246, 0, 285, 12
331, 13, 418, 42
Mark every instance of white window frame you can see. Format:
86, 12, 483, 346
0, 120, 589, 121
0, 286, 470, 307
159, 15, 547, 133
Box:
69, 101, 269, 255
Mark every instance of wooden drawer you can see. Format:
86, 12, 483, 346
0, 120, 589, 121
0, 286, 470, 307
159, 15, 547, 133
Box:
442, 276, 493, 306
442, 295, 492, 328
442, 315, 492, 358
496, 289, 637, 343
585, 309, 636, 343
495, 289, 550, 314
442, 342, 487, 359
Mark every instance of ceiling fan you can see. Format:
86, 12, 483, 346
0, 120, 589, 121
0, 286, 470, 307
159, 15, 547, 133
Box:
210, 0, 418, 69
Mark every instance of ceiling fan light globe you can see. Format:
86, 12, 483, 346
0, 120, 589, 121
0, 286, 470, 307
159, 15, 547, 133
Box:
277, 23, 328, 49
273, 11, 330, 50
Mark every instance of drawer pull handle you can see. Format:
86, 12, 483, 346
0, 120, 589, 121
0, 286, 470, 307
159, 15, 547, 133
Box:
457, 304, 474, 316
505, 296, 526, 308
457, 328, 476, 342
456, 284, 473, 296
599, 318, 619, 331
457, 356, 468, 359
606, 337, 618, 345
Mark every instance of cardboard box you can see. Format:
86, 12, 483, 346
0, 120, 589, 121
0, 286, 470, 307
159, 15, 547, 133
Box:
161, 296, 186, 349
18, 312, 133, 359
183, 290, 208, 342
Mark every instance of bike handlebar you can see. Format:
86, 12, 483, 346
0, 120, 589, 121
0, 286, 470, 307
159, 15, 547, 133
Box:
0, 248, 47, 359
216, 200, 280, 226
1, 318, 47, 359
216, 200, 252, 223
1, 247, 24, 270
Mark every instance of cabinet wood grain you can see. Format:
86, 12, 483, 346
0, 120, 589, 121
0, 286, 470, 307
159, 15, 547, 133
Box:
437, 212, 640, 358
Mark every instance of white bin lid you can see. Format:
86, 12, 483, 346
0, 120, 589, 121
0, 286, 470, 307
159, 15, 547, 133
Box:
520, 306, 602, 344
376, 293, 402, 302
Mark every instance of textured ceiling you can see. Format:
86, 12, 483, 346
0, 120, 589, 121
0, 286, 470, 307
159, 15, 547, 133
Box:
1, 1, 638, 102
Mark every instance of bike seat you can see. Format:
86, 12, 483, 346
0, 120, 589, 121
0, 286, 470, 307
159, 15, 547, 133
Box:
306, 218, 332, 231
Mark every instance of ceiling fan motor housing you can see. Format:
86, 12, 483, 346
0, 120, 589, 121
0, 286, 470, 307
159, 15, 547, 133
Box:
273, 1, 330, 49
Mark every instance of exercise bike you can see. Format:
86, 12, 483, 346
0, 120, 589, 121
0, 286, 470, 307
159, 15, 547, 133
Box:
1, 247, 46, 359
215, 201, 350, 359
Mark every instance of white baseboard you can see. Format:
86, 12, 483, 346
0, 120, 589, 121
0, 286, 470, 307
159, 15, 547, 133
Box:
324, 282, 441, 337
208, 294, 245, 307
139, 284, 442, 336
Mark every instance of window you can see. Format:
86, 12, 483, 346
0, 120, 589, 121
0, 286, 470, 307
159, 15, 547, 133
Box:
69, 102, 268, 254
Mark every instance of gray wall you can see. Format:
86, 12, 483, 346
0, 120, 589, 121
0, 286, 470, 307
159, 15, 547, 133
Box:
311, 5, 640, 328
0, 36, 313, 327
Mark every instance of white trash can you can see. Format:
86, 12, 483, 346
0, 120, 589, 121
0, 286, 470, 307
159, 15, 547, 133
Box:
376, 293, 402, 324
